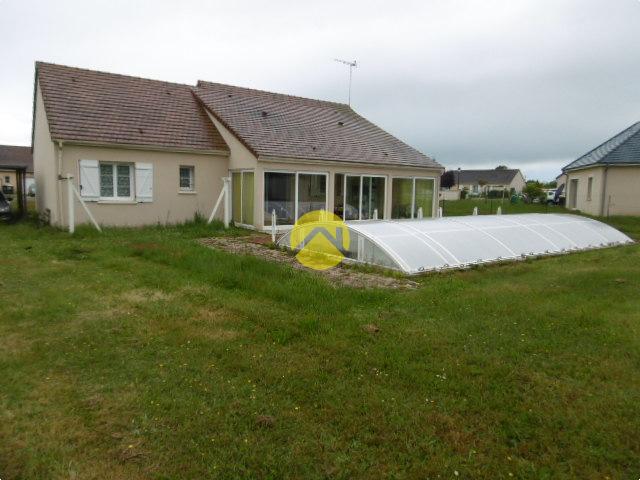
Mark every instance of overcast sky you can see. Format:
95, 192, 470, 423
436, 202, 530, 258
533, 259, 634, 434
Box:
1, 0, 639, 180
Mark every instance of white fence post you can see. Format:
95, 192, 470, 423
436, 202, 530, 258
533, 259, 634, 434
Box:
271, 209, 276, 243
373, 208, 378, 220
438, 206, 443, 218
497, 206, 502, 215
473, 206, 478, 216
67, 175, 75, 234
417, 207, 423, 219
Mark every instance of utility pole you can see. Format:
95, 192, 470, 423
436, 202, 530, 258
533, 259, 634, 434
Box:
334, 59, 357, 106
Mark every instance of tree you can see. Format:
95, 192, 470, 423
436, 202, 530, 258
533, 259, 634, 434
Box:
495, 165, 509, 170
523, 181, 545, 203
441, 171, 456, 189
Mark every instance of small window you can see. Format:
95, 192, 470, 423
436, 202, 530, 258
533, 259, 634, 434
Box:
587, 177, 593, 201
4, 176, 9, 184
179, 166, 195, 191
99, 162, 133, 199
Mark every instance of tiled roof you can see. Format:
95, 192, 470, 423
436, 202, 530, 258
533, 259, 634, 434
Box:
0, 145, 33, 172
563, 121, 640, 171
36, 62, 228, 152
454, 169, 521, 184
193, 81, 442, 169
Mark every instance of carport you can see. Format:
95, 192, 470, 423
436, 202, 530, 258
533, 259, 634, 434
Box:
0, 145, 32, 219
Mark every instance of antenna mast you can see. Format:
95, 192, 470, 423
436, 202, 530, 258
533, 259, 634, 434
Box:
334, 59, 357, 106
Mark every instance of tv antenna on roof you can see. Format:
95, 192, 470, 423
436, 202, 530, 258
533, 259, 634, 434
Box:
334, 59, 357, 106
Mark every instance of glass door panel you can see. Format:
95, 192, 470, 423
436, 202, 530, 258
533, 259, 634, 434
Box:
361, 176, 385, 220
414, 178, 434, 218
232, 172, 242, 223
298, 173, 327, 218
345, 175, 361, 220
264, 172, 295, 226
334, 173, 344, 218
392, 178, 413, 219
241, 172, 254, 225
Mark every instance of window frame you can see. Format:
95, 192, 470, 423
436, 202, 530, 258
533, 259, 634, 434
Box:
179, 165, 195, 192
98, 162, 134, 201
390, 175, 437, 219
341, 173, 387, 221
263, 170, 329, 227
587, 176, 593, 201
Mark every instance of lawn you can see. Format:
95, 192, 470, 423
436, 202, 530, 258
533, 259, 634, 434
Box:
0, 215, 639, 479
440, 197, 567, 216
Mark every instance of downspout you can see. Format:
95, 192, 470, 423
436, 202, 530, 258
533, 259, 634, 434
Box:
57, 141, 64, 225
600, 166, 609, 217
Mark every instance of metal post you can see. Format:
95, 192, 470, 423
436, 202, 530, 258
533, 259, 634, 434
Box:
473, 206, 478, 216
497, 206, 502, 215
373, 208, 378, 220
438, 206, 443, 218
417, 207, 423, 219
70, 182, 101, 232
67, 175, 75, 234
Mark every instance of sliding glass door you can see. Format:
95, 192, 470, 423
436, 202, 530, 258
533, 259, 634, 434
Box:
340, 174, 386, 221
361, 176, 385, 220
231, 171, 254, 225
264, 171, 328, 226
391, 177, 435, 219
298, 173, 327, 217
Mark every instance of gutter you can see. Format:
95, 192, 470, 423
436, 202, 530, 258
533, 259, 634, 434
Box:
50, 138, 229, 157
57, 141, 64, 225
258, 154, 444, 172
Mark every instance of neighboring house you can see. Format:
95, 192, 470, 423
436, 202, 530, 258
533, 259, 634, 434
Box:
562, 122, 640, 216
447, 169, 525, 195
33, 62, 443, 229
0, 145, 34, 195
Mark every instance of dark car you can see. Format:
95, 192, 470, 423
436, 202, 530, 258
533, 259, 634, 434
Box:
0, 191, 11, 220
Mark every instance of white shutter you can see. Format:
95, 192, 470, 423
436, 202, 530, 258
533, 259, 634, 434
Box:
135, 163, 153, 202
79, 159, 100, 201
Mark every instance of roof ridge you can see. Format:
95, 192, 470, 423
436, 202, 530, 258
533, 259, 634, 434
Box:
564, 121, 640, 171
35, 61, 193, 88
195, 80, 350, 109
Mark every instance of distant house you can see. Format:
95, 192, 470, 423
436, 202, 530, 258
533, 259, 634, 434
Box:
445, 168, 525, 195
562, 122, 640, 216
32, 62, 443, 229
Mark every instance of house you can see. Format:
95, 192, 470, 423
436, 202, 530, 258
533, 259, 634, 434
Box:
562, 122, 640, 216
0, 145, 34, 195
445, 168, 525, 195
32, 62, 443, 230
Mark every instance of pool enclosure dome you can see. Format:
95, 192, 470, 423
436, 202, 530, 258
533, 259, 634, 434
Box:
277, 214, 633, 275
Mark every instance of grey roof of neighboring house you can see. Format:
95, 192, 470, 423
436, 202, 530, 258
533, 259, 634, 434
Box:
454, 169, 521, 185
193, 81, 442, 169
563, 121, 640, 171
35, 62, 229, 152
0, 145, 33, 172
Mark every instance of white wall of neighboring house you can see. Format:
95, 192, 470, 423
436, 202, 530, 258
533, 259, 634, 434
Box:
565, 165, 640, 216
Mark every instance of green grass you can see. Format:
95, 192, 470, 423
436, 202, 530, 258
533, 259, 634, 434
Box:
441, 198, 568, 216
1, 216, 639, 479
